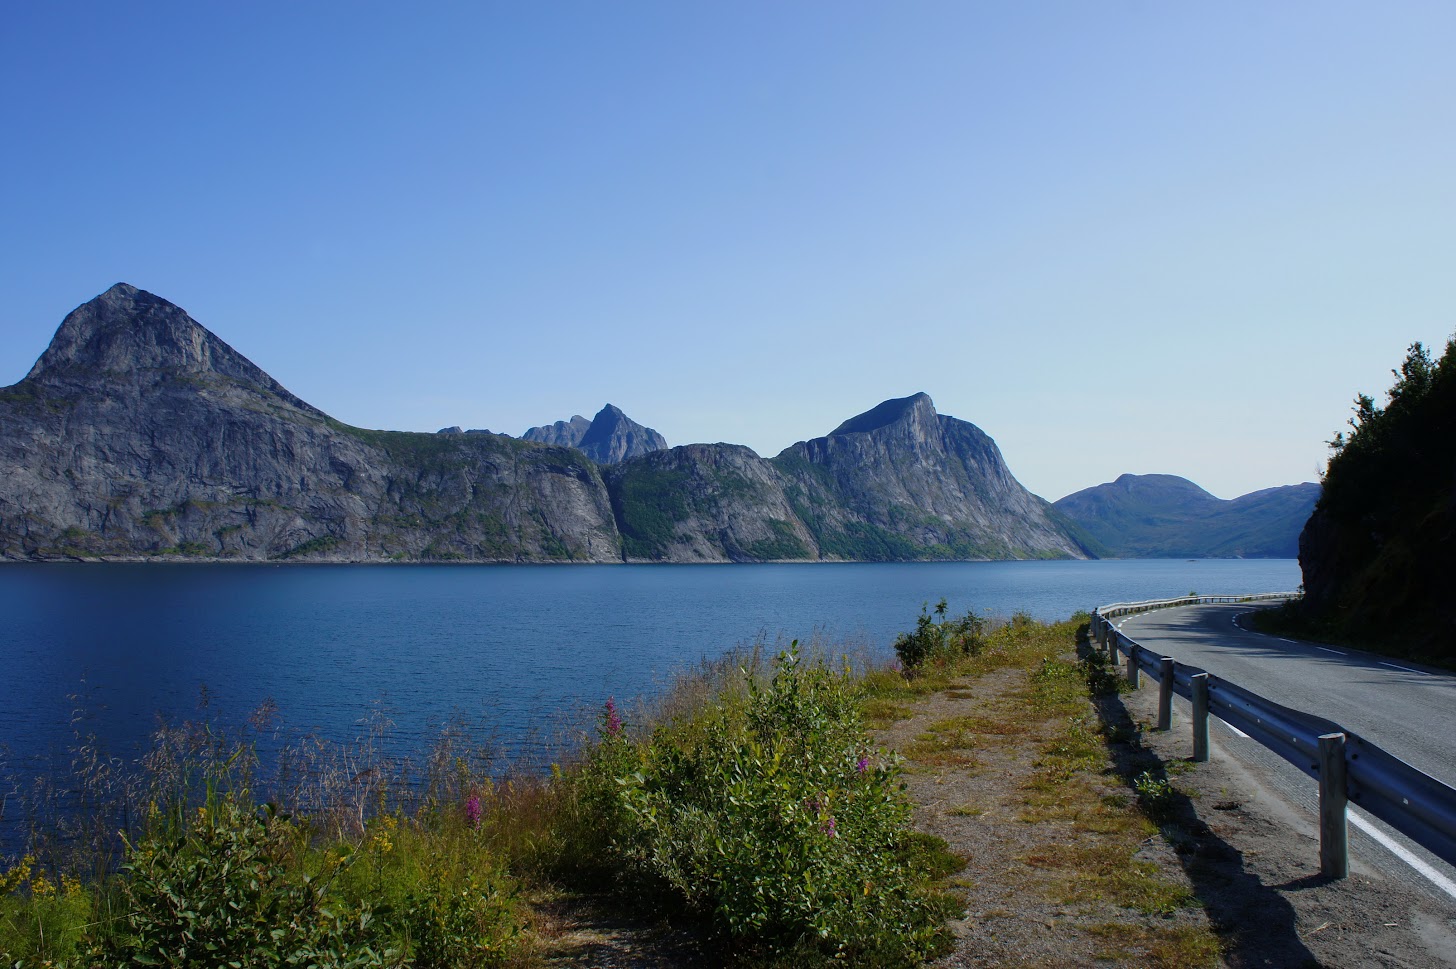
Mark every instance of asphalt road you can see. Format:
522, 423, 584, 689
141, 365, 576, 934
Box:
1112, 602, 1456, 905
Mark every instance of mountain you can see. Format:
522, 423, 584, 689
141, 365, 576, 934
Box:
522, 405, 667, 464
771, 393, 1088, 560
606, 444, 816, 562
0, 285, 1091, 564
521, 415, 592, 448
0, 284, 621, 562
1052, 473, 1319, 558
575, 404, 668, 464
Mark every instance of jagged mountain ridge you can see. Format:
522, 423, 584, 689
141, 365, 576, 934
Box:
521, 415, 592, 448
1053, 473, 1319, 558
2, 284, 1092, 562
521, 405, 667, 464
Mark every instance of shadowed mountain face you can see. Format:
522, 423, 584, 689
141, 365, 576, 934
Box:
1, 286, 1092, 563
1053, 473, 1319, 558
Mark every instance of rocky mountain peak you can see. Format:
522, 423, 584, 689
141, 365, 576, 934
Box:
578, 403, 668, 465
829, 392, 937, 437
22, 283, 318, 414
521, 415, 592, 447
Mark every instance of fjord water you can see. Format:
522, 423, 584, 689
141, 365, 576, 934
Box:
0, 560, 1297, 773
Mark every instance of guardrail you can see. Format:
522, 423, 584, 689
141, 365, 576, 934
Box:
1090, 594, 1456, 879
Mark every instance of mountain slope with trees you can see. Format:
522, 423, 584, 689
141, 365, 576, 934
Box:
1297, 338, 1456, 663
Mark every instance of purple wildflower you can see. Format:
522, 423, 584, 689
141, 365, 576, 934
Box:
822, 815, 837, 838
464, 794, 483, 830
803, 795, 823, 814
604, 697, 623, 737
856, 755, 870, 774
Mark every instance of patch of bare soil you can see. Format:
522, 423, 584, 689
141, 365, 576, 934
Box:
532, 893, 712, 968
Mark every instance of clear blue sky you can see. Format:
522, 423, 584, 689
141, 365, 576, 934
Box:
3, 2, 1453, 501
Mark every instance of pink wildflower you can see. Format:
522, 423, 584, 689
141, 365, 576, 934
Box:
464, 794, 483, 830
604, 697, 623, 737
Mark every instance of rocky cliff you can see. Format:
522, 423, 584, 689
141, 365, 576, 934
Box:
521, 415, 592, 448
0, 285, 621, 562
1053, 474, 1319, 558
1, 286, 1095, 564
770, 393, 1088, 560
606, 444, 816, 562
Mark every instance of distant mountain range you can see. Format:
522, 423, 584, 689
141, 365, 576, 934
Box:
0, 285, 1092, 563
0, 285, 1316, 563
1052, 473, 1319, 558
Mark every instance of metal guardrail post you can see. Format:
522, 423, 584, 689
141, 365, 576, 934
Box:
1125, 641, 1141, 688
1319, 733, 1349, 879
1158, 657, 1174, 730
1191, 673, 1210, 762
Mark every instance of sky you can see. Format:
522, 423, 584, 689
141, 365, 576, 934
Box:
2, 2, 1453, 502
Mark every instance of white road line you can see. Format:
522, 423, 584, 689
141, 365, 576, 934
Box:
1316, 646, 1345, 655
1379, 662, 1429, 675
1349, 808, 1456, 901
1216, 717, 1250, 739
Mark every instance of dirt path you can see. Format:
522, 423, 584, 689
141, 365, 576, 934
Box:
875, 664, 1217, 967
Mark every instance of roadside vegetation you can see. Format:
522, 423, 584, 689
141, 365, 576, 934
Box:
1291, 335, 1456, 668
2, 607, 1220, 967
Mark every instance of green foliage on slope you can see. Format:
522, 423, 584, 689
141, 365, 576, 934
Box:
1299, 337, 1456, 664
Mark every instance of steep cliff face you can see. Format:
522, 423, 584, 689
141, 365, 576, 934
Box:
606, 444, 816, 562
1053, 474, 1318, 558
0, 284, 622, 562
771, 393, 1089, 560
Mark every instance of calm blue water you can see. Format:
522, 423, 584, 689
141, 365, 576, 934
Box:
0, 560, 1298, 778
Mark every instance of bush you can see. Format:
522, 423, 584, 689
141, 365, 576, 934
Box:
609, 646, 952, 966
0, 856, 92, 965
893, 599, 986, 671
92, 796, 391, 968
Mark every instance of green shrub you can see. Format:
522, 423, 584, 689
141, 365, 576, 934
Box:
92, 796, 391, 968
893, 599, 986, 671
0, 857, 93, 965
610, 646, 953, 966
402, 870, 520, 969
